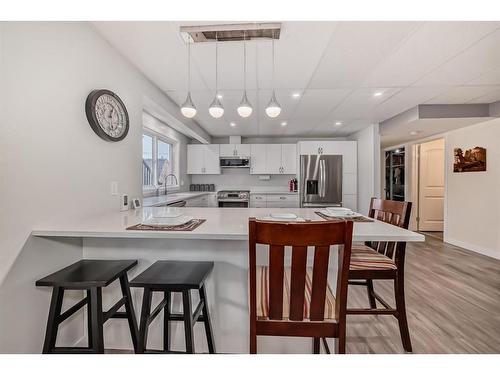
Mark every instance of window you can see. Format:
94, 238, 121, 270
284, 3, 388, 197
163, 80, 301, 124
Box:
142, 131, 178, 191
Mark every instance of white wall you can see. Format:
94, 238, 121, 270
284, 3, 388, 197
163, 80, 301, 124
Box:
444, 118, 500, 259
348, 124, 381, 215
192, 170, 295, 191
0, 22, 202, 353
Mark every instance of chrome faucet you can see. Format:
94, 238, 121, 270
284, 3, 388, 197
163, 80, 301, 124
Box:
163, 173, 178, 197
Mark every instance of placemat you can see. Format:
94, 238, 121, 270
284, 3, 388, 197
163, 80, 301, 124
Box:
126, 219, 206, 231
315, 211, 374, 222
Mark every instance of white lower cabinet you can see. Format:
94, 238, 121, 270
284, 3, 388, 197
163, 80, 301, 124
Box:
250, 194, 299, 208
185, 193, 217, 207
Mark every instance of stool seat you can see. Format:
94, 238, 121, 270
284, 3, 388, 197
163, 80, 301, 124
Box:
130, 261, 213, 290
36, 259, 137, 288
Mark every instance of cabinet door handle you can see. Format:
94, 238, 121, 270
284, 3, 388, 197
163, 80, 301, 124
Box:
280, 196, 286, 200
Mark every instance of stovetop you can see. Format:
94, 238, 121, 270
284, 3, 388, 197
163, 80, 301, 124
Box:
217, 190, 250, 201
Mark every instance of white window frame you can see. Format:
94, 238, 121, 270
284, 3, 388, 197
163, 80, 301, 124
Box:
142, 129, 180, 194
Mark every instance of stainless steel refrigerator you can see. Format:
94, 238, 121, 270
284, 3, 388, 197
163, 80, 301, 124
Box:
299, 154, 342, 208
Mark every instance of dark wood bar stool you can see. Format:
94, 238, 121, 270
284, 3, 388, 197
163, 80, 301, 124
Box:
347, 198, 413, 352
249, 218, 353, 354
130, 261, 216, 354
36, 259, 139, 354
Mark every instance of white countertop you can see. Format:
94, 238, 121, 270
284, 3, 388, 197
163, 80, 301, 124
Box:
32, 207, 425, 242
142, 192, 214, 207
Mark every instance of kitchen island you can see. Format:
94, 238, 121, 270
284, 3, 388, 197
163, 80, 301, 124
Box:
32, 207, 424, 354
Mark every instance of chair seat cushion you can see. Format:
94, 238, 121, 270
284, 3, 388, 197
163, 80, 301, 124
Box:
256, 266, 336, 320
350, 245, 397, 271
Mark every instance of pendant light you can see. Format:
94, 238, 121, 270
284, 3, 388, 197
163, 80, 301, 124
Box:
180, 37, 197, 118
209, 32, 224, 118
265, 31, 281, 118
237, 32, 253, 118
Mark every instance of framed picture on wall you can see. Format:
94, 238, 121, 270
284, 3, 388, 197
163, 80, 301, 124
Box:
453, 147, 487, 172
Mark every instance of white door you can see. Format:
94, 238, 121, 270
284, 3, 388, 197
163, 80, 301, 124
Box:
219, 144, 235, 157
235, 144, 251, 157
281, 144, 297, 174
187, 145, 204, 174
418, 138, 445, 231
266, 144, 282, 174
203, 144, 221, 174
250, 144, 267, 174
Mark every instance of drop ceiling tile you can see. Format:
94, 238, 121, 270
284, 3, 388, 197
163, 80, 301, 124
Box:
424, 85, 500, 104
363, 21, 500, 87
372, 86, 444, 122
414, 28, 500, 87
309, 22, 420, 89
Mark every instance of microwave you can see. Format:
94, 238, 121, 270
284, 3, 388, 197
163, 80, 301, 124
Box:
219, 157, 250, 168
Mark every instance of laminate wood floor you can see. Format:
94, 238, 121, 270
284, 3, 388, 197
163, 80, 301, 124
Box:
346, 234, 500, 353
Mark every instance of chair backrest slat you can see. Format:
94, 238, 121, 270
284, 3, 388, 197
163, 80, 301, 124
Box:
249, 219, 353, 324
289, 246, 307, 321
367, 198, 412, 258
309, 245, 330, 321
268, 245, 285, 320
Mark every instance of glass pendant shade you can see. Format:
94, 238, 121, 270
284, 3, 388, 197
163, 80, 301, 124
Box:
209, 96, 224, 118
180, 92, 197, 118
265, 91, 281, 118
237, 91, 253, 118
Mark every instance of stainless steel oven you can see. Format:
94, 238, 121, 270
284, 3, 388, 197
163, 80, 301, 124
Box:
217, 190, 250, 208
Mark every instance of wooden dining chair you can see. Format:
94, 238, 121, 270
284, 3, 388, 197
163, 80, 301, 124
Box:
347, 198, 413, 352
248, 218, 353, 354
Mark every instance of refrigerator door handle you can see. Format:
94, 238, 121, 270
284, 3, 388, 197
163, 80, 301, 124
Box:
319, 159, 325, 197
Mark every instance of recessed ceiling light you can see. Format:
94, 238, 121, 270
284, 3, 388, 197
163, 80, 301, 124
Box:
410, 130, 421, 136
230, 122, 236, 127
335, 121, 342, 126
217, 94, 223, 99
281, 121, 287, 126
373, 91, 383, 97
292, 92, 301, 98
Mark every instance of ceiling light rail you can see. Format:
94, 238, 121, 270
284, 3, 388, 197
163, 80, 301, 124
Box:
180, 23, 281, 43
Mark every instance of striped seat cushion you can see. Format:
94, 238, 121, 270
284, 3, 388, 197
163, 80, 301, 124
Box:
256, 266, 336, 320
350, 245, 397, 271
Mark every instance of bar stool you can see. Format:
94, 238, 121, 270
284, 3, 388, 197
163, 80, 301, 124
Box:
130, 261, 216, 354
36, 259, 139, 354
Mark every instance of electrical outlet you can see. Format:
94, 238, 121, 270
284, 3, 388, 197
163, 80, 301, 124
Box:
110, 181, 118, 196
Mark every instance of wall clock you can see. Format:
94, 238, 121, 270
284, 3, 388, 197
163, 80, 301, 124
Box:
85, 89, 129, 142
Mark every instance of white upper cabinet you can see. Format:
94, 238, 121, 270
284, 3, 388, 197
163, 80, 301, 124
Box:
220, 144, 251, 157
281, 144, 297, 174
266, 144, 282, 174
250, 144, 297, 175
250, 144, 267, 174
187, 144, 221, 174
298, 141, 357, 173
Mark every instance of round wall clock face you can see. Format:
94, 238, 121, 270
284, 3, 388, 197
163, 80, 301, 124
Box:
85, 89, 129, 142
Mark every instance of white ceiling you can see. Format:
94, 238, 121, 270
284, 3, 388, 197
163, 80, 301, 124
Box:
93, 21, 500, 138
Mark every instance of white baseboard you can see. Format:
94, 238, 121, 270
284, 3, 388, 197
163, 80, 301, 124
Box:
444, 237, 500, 260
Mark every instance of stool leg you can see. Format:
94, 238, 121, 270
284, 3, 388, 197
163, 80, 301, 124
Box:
163, 291, 171, 352
182, 290, 195, 354
138, 288, 152, 353
199, 285, 216, 354
119, 275, 139, 353
42, 287, 64, 354
86, 289, 93, 349
89, 287, 104, 354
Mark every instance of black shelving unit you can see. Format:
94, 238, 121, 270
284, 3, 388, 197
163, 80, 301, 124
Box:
385, 148, 405, 202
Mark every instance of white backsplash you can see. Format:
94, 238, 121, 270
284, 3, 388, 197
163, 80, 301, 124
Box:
191, 169, 295, 192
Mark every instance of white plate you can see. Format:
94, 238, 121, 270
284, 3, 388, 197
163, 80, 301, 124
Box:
270, 213, 298, 220
153, 207, 183, 218
319, 210, 362, 218
143, 215, 193, 227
